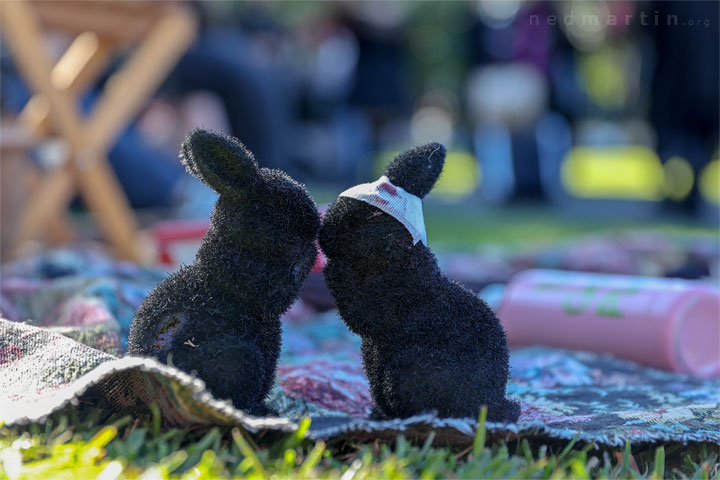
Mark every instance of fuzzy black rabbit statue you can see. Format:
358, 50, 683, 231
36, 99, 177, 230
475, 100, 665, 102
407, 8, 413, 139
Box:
319, 143, 520, 422
128, 129, 320, 415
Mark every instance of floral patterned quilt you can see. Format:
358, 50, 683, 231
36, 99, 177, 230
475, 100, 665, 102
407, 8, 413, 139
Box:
1, 242, 718, 446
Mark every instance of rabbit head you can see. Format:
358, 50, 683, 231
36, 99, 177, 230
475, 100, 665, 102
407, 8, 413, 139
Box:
320, 143, 445, 267
182, 129, 320, 246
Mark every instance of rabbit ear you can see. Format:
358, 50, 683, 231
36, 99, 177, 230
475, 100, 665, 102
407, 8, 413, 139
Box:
384, 142, 446, 199
181, 129, 259, 195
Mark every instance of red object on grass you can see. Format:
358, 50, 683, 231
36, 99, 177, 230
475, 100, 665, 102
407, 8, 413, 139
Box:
151, 219, 326, 271
151, 219, 210, 267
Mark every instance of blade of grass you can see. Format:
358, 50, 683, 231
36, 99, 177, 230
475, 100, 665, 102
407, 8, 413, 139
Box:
231, 427, 267, 479
652, 446, 665, 480
298, 440, 326, 477
472, 405, 488, 458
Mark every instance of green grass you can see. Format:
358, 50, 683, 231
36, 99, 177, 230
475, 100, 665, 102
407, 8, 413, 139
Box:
421, 204, 718, 249
1, 405, 718, 479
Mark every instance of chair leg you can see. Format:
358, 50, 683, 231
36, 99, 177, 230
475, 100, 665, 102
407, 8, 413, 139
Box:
86, 7, 197, 149
23, 167, 76, 246
2, 1, 197, 263
13, 168, 75, 254
72, 150, 142, 261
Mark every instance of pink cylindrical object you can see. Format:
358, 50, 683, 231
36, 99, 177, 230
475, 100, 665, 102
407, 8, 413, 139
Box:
497, 269, 720, 378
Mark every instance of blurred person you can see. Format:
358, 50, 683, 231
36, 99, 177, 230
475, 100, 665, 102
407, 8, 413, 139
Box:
466, 1, 553, 202
650, 0, 719, 209
161, 4, 295, 174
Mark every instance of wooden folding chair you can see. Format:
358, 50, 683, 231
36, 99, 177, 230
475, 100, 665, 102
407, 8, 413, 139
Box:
1, 0, 197, 262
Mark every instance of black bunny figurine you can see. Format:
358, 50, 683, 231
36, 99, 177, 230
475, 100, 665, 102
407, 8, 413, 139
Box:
128, 129, 320, 415
319, 143, 520, 422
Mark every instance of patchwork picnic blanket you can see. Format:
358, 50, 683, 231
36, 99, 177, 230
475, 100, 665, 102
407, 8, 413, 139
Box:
1, 239, 718, 446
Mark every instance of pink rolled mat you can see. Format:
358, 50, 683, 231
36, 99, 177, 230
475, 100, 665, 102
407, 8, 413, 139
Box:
497, 269, 720, 378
